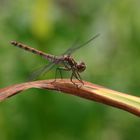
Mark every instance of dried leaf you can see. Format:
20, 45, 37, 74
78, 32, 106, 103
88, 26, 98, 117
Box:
0, 79, 140, 117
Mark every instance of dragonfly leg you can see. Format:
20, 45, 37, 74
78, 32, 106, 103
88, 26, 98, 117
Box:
56, 67, 63, 79
70, 69, 84, 88
70, 72, 78, 86
70, 70, 81, 88
75, 71, 84, 85
51, 67, 70, 83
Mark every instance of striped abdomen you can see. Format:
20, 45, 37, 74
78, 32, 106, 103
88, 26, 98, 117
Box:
11, 41, 59, 62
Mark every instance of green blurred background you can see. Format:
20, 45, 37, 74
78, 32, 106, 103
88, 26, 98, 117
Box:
0, 0, 140, 140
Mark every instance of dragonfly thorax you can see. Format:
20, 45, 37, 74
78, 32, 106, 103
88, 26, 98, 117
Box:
63, 55, 71, 60
76, 61, 86, 72
63, 55, 86, 72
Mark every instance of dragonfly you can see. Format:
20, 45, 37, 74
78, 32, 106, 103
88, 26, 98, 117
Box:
11, 34, 99, 85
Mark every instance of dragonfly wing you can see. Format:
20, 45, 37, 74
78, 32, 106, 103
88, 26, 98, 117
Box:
28, 62, 55, 81
62, 38, 79, 55
64, 34, 100, 55
28, 34, 99, 81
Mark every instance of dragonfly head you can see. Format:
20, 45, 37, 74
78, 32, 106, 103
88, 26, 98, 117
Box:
77, 61, 86, 72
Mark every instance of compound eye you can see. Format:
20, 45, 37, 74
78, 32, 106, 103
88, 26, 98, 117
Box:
77, 62, 86, 72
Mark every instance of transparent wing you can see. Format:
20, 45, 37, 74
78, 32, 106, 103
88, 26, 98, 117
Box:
28, 62, 55, 81
28, 34, 100, 80
28, 37, 79, 80
62, 37, 79, 55
64, 33, 100, 55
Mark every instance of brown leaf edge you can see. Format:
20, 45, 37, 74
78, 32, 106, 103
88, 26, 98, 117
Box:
0, 79, 140, 117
